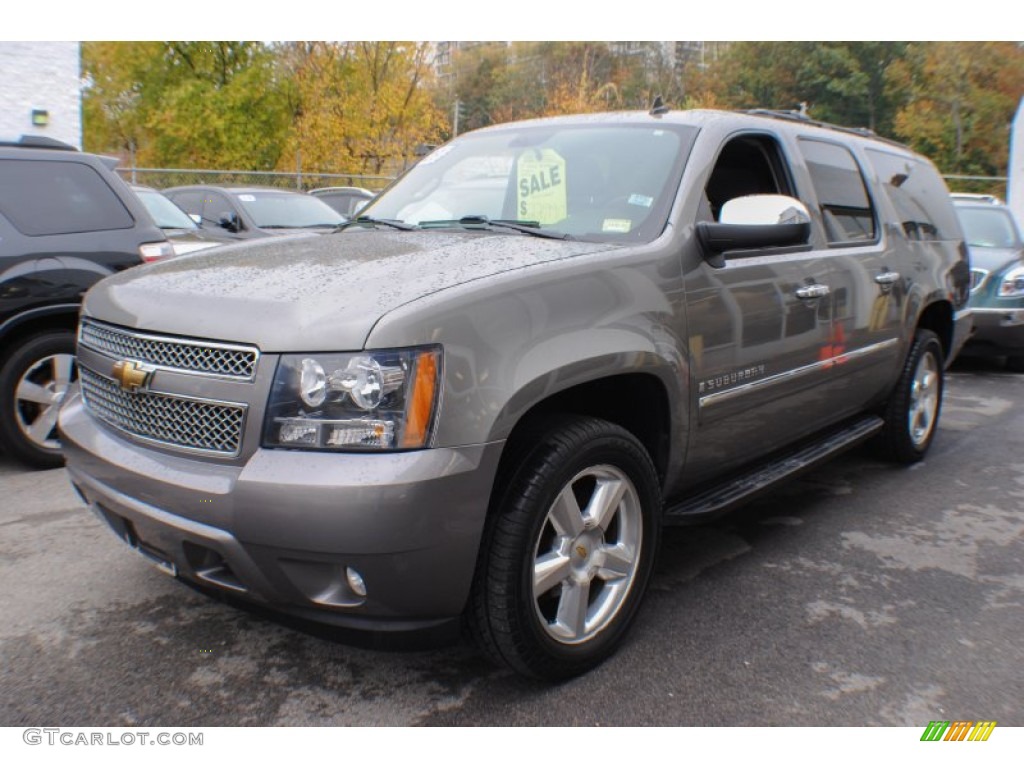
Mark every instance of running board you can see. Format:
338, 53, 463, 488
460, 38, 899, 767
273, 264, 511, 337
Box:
663, 415, 884, 524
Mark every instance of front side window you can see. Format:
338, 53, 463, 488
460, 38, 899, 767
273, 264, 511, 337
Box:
204, 192, 235, 222
0, 159, 134, 236
703, 133, 795, 222
365, 123, 697, 243
798, 139, 876, 244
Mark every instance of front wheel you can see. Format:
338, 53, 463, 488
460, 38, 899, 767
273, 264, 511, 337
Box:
876, 329, 944, 464
0, 331, 77, 469
468, 416, 660, 680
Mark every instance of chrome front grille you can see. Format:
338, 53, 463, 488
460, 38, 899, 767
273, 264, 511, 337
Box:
80, 367, 246, 456
79, 320, 258, 380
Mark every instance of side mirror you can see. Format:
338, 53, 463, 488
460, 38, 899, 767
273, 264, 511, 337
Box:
217, 211, 241, 233
189, 213, 202, 225
697, 194, 812, 268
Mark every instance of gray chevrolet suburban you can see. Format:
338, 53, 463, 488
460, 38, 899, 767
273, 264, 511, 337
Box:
58, 109, 971, 680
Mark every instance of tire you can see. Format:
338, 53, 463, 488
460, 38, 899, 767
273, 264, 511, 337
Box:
468, 415, 661, 680
1005, 355, 1024, 373
876, 329, 944, 464
0, 331, 77, 469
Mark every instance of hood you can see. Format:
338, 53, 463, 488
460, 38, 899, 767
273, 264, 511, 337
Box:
260, 226, 337, 236
967, 245, 1024, 275
83, 230, 617, 351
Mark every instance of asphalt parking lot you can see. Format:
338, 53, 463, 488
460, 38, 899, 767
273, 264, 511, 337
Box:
1, 358, 1022, 726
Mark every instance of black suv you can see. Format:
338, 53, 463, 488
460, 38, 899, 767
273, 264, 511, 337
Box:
0, 136, 170, 468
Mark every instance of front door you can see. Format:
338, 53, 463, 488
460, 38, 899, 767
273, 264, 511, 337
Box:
683, 132, 837, 481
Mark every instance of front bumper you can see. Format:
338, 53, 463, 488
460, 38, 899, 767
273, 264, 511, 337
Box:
59, 392, 504, 631
959, 307, 1024, 357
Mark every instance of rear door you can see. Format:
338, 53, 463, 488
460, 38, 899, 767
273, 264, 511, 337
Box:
793, 137, 904, 414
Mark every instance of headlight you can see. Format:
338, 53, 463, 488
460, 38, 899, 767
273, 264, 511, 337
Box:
998, 266, 1024, 298
263, 347, 441, 451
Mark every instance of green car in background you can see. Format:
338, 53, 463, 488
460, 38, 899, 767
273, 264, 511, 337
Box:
954, 198, 1024, 371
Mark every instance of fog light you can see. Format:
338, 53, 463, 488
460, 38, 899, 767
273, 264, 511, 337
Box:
346, 567, 367, 597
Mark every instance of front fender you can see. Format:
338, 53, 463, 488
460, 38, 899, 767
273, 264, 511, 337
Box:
364, 247, 689, 454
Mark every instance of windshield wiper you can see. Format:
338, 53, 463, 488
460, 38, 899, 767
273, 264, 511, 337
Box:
418, 215, 571, 240
334, 215, 416, 232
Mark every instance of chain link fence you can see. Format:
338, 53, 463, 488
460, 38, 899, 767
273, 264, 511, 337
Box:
942, 174, 1008, 201
116, 168, 397, 193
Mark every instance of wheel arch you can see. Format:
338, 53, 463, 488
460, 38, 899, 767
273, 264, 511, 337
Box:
488, 369, 676, 507
0, 305, 81, 361
914, 299, 954, 363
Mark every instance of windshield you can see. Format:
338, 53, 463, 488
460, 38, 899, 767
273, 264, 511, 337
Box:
364, 122, 697, 243
136, 188, 198, 230
236, 192, 346, 229
955, 206, 1022, 249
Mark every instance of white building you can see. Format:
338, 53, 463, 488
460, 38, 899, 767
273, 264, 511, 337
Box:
0, 42, 82, 148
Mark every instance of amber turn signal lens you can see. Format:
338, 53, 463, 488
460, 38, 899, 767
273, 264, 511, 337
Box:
401, 350, 439, 448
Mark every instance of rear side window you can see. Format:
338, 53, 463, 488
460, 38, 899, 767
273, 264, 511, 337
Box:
798, 139, 876, 244
0, 159, 134, 236
865, 149, 960, 241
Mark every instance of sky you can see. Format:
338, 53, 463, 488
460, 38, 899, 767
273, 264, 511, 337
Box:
5, 0, 1017, 42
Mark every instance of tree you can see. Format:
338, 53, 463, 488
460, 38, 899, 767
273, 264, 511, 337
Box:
538, 42, 623, 116
280, 42, 444, 175
708, 42, 909, 134
84, 42, 292, 169
147, 43, 291, 169
890, 42, 1024, 176
443, 44, 521, 133
438, 41, 686, 134
81, 41, 166, 160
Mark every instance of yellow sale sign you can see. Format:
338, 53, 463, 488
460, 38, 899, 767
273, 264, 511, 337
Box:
516, 149, 567, 225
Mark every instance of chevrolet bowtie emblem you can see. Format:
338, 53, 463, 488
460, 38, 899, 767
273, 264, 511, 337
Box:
112, 360, 153, 392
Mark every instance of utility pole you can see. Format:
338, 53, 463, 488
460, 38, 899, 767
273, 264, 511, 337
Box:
453, 99, 461, 137
1010, 97, 1024, 224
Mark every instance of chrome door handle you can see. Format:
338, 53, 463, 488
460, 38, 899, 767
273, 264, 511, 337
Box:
795, 284, 830, 299
875, 271, 900, 285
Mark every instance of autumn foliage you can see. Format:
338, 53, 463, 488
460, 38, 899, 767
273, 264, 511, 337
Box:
82, 41, 1024, 182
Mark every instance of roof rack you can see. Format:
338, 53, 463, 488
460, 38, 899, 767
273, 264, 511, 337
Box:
0, 135, 79, 151
742, 109, 908, 148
